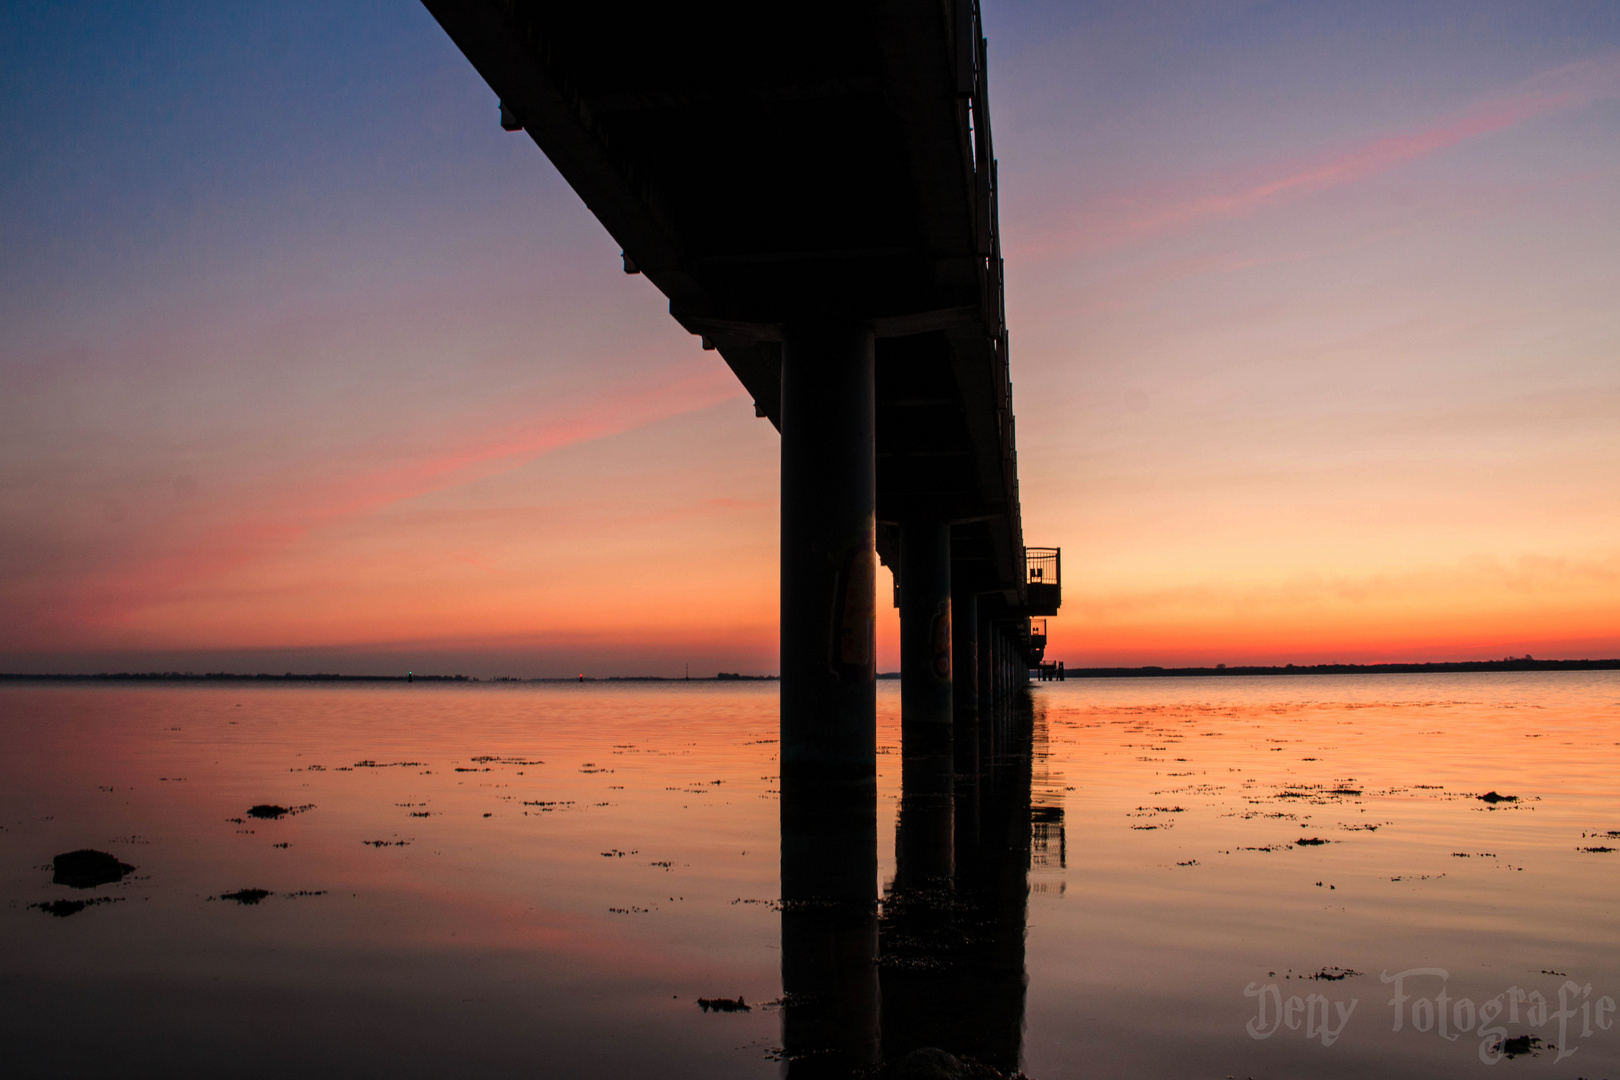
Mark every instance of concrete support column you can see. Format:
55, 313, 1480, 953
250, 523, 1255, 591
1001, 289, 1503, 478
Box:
952, 586, 978, 717
994, 628, 1005, 700
984, 628, 997, 705
778, 322, 878, 1077
982, 629, 992, 705
992, 630, 1001, 700
897, 515, 953, 895
900, 517, 952, 730
978, 615, 993, 711
779, 321, 877, 787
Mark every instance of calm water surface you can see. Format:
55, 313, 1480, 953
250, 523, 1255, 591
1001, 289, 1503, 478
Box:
2, 673, 1618, 1078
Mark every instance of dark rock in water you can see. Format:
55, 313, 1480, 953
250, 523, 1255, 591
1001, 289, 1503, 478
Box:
895, 1048, 966, 1080
246, 803, 313, 819
1478, 791, 1519, 804
696, 996, 750, 1013
219, 888, 272, 905
1496, 1034, 1542, 1058
35, 899, 86, 917
1308, 966, 1362, 981
31, 897, 120, 918
52, 849, 135, 889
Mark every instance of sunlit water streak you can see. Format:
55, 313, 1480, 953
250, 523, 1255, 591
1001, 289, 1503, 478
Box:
1, 672, 1616, 1077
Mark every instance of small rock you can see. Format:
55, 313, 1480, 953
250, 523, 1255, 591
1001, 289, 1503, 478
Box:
696, 996, 750, 1013
1496, 1033, 1542, 1058
34, 899, 86, 917
52, 849, 135, 889
219, 888, 272, 905
31, 897, 121, 918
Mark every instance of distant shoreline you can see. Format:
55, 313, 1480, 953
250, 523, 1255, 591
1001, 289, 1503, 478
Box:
0, 671, 778, 684
0, 658, 1615, 683
1059, 658, 1620, 678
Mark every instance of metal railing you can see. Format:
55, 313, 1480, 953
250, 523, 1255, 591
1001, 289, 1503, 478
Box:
1026, 547, 1060, 587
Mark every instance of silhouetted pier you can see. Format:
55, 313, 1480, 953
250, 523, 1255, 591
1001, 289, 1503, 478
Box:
423, 3, 1059, 1071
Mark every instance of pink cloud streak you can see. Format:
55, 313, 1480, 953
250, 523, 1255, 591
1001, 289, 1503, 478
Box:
17, 361, 746, 641
306, 364, 743, 525
1016, 51, 1620, 259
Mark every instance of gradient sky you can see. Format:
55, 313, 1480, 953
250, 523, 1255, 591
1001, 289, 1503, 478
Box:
2, 1, 1617, 676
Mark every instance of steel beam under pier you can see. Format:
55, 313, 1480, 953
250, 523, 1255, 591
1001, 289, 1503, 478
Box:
778, 323, 879, 1077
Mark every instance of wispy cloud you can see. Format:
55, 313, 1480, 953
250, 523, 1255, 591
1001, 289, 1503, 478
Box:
1017, 51, 1620, 259
299, 364, 743, 525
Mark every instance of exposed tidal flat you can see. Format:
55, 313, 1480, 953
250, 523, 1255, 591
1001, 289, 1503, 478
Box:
1, 672, 1617, 1078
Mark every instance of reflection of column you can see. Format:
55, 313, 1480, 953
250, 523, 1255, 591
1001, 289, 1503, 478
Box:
882, 714, 956, 1063
879, 687, 1032, 1073
951, 689, 1032, 1074
778, 322, 879, 1077
781, 784, 879, 1077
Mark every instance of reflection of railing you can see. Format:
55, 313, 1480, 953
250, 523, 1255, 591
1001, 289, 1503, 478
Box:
1031, 805, 1066, 869
1025, 547, 1061, 614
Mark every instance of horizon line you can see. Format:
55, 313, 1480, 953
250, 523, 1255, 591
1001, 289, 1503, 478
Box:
2, 658, 1617, 683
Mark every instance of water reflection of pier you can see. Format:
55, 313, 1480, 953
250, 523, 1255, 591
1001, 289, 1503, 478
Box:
781, 692, 1057, 1077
